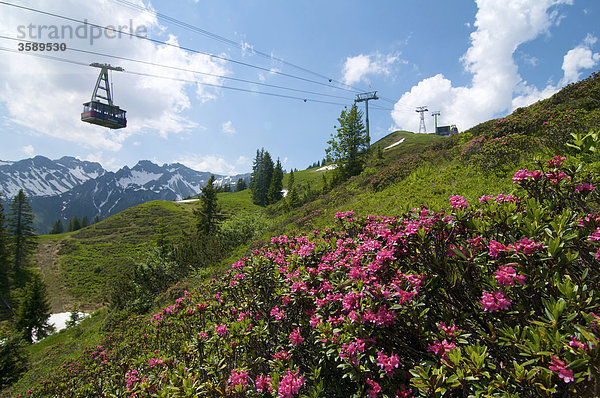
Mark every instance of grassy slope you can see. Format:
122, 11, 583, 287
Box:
6, 309, 108, 395
34, 200, 194, 309
10, 71, 600, 394
33, 191, 265, 311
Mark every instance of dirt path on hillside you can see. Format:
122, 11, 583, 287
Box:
36, 240, 72, 313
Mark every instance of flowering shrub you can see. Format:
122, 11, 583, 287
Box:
19, 156, 600, 397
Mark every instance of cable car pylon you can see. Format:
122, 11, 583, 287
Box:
81, 63, 127, 129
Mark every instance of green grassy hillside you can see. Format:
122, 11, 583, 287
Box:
4, 71, 600, 396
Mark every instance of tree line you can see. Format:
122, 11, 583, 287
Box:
49, 215, 101, 234
1, 189, 54, 387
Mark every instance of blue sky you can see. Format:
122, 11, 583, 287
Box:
0, 0, 598, 174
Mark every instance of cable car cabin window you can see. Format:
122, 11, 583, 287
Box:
81, 100, 127, 129
81, 64, 127, 130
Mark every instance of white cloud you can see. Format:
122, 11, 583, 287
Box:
391, 0, 573, 133
241, 41, 255, 56
0, 0, 229, 151
560, 34, 599, 85
236, 155, 249, 166
22, 145, 34, 157
81, 152, 120, 171
221, 120, 236, 135
342, 52, 400, 85
175, 154, 239, 175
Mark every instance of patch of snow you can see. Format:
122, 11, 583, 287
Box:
33, 312, 90, 342
117, 170, 162, 188
384, 137, 406, 150
0, 160, 13, 166
314, 164, 338, 172
69, 166, 100, 182
177, 198, 200, 203
282, 189, 288, 197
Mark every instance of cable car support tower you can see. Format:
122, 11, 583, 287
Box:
81, 63, 127, 129
355, 91, 378, 149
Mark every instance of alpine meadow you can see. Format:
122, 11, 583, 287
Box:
1, 70, 599, 397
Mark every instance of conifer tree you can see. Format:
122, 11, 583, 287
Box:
0, 193, 8, 272
286, 185, 301, 209
195, 175, 222, 236
15, 274, 54, 343
93, 216, 100, 224
322, 174, 329, 194
65, 306, 82, 328
267, 159, 284, 204
249, 149, 264, 194
235, 178, 247, 192
82, 216, 89, 228
49, 219, 64, 235
251, 150, 274, 206
287, 169, 295, 191
8, 190, 36, 271
326, 103, 369, 179
70, 216, 82, 232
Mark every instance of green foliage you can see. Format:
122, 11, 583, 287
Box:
65, 308, 83, 328
24, 158, 600, 396
0, 193, 8, 279
287, 169, 295, 191
194, 175, 222, 236
567, 128, 600, 162
235, 177, 248, 192
57, 201, 194, 305
15, 274, 54, 343
0, 327, 28, 388
267, 159, 284, 204
111, 248, 191, 313
8, 189, 37, 271
49, 219, 64, 235
327, 103, 369, 179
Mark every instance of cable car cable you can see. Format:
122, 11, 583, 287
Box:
0, 45, 398, 111
0, 34, 377, 104
0, 1, 362, 94
109, 0, 368, 93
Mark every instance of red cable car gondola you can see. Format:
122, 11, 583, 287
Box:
81, 63, 127, 129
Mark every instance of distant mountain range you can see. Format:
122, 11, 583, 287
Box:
0, 156, 250, 233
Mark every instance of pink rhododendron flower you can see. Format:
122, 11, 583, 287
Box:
335, 210, 355, 219
272, 350, 290, 360
428, 339, 456, 360
549, 355, 574, 383
256, 374, 273, 393
438, 322, 461, 339
339, 339, 366, 365
215, 324, 228, 336
377, 351, 400, 377
270, 306, 285, 320
488, 240, 511, 258
449, 195, 468, 210
479, 194, 495, 203
480, 291, 512, 312
278, 369, 305, 398
366, 378, 382, 398
495, 194, 517, 203
589, 228, 600, 242
576, 182, 596, 193
148, 358, 165, 368
569, 335, 586, 350
547, 156, 566, 169
289, 328, 304, 346
228, 369, 248, 389
513, 237, 543, 254
495, 266, 527, 286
